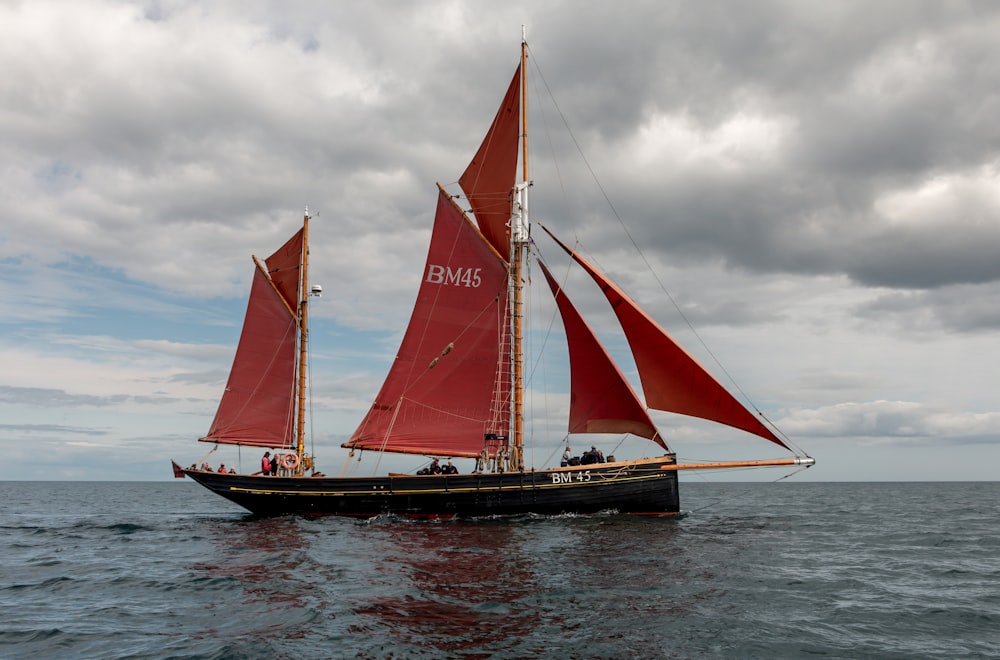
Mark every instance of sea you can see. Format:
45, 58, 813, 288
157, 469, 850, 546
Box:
1, 481, 997, 659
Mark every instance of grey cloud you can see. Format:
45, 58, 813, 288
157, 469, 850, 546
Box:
0, 385, 194, 409
0, 386, 126, 408
0, 423, 111, 436
856, 283, 1000, 334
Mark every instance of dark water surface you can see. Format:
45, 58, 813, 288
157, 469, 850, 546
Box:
1, 481, 997, 658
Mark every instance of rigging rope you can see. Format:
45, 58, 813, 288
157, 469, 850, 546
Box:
686, 465, 808, 513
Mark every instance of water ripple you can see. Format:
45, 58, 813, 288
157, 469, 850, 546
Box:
1, 481, 999, 658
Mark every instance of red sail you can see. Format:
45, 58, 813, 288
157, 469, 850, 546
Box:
459, 65, 521, 258
346, 189, 511, 457
202, 264, 298, 448
544, 228, 789, 450
265, 228, 304, 312
539, 261, 667, 450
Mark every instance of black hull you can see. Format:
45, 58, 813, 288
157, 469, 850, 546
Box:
182, 456, 680, 518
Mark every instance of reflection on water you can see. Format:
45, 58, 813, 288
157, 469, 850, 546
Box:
189, 512, 691, 656
355, 519, 538, 656
345, 515, 697, 657
198, 516, 307, 594
193, 516, 323, 643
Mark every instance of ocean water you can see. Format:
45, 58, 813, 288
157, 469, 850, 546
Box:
1, 481, 997, 659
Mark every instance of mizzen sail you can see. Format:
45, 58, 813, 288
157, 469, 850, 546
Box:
202, 230, 304, 448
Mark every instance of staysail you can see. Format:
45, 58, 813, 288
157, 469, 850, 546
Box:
202, 229, 304, 448
539, 260, 667, 450
345, 189, 511, 457
542, 227, 789, 450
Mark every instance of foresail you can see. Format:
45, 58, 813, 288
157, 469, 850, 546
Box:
543, 227, 790, 450
345, 189, 511, 458
459, 65, 521, 259
539, 260, 667, 450
203, 264, 298, 448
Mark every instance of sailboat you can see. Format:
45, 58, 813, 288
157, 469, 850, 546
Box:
173, 39, 814, 517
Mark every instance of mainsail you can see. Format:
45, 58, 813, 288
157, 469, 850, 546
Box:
202, 229, 304, 448
345, 190, 511, 457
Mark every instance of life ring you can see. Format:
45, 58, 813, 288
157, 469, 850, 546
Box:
282, 453, 301, 470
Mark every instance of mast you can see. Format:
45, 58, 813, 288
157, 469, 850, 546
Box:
295, 208, 310, 467
520, 31, 529, 182
509, 35, 529, 471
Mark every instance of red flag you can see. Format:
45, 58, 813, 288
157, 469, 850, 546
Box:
171, 461, 186, 479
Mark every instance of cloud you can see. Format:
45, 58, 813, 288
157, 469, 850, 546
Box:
0, 423, 112, 437
0, 386, 124, 408
780, 400, 1000, 444
2, 1, 999, 481
856, 282, 1000, 334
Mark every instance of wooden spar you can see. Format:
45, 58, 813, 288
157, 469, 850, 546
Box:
295, 210, 310, 465
660, 457, 816, 471
510, 38, 529, 471
520, 36, 529, 182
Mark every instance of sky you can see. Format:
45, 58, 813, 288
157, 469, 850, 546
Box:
2, 0, 999, 482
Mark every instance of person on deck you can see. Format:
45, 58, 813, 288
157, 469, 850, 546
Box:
561, 446, 571, 467
429, 458, 442, 475
442, 460, 458, 474
217, 463, 227, 473
261, 451, 272, 475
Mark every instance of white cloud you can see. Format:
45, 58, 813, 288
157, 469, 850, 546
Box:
2, 1, 999, 481
631, 111, 793, 176
781, 400, 1000, 442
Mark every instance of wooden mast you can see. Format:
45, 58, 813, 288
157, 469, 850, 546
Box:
509, 36, 529, 471
295, 209, 310, 470
520, 36, 529, 182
